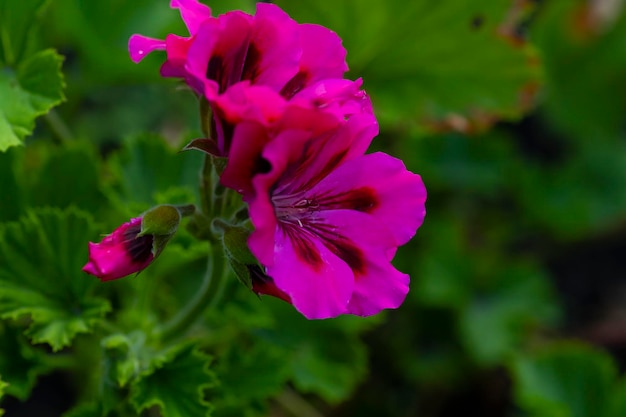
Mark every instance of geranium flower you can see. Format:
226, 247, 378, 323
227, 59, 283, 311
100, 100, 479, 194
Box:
129, 0, 349, 101
219, 102, 427, 318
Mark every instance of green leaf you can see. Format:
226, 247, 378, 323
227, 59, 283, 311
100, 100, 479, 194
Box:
0, 208, 111, 351
108, 134, 202, 213
0, 0, 50, 66
460, 263, 560, 365
0, 324, 50, 401
0, 147, 24, 221
531, 0, 626, 141
0, 49, 65, 151
511, 343, 621, 417
130, 344, 217, 417
276, 0, 541, 130
28, 144, 107, 213
263, 301, 377, 404
211, 341, 291, 417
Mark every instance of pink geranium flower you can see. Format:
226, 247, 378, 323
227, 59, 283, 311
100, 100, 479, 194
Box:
219, 101, 427, 318
129, 0, 348, 101
83, 218, 154, 282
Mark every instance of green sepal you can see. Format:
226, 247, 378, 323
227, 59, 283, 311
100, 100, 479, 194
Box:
218, 221, 259, 289
140, 205, 181, 237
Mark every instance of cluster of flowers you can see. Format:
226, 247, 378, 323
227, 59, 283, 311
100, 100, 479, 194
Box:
84, 0, 426, 319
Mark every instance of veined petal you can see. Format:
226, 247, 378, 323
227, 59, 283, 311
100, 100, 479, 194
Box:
128, 35, 166, 63
275, 112, 378, 197
186, 12, 252, 99
309, 210, 408, 316
247, 3, 301, 91
267, 225, 353, 319
247, 129, 313, 265
308, 152, 427, 246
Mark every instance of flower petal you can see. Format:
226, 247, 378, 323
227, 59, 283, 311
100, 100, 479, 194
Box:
308, 152, 426, 246
246, 3, 301, 91
170, 0, 212, 35
128, 35, 166, 63
305, 209, 408, 316
267, 225, 354, 319
275, 112, 378, 197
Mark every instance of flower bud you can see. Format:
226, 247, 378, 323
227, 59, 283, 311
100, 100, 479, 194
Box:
83, 205, 186, 282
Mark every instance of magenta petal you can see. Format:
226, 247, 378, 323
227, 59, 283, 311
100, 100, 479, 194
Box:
266, 226, 353, 319
170, 0, 212, 35
310, 210, 408, 316
221, 121, 271, 196
298, 23, 348, 80
246, 3, 301, 91
128, 35, 166, 63
83, 218, 154, 282
277, 112, 378, 196
246, 129, 313, 265
309, 152, 427, 246
292, 78, 374, 119
346, 261, 410, 316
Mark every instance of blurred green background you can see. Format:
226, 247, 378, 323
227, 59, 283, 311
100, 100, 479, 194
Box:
2, 0, 626, 416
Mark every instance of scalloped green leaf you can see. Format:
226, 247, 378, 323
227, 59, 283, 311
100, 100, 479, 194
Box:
276, 0, 541, 131
130, 344, 217, 417
511, 343, 622, 417
264, 300, 378, 404
0, 208, 111, 351
0, 49, 65, 151
210, 341, 290, 417
0, 325, 51, 401
0, 0, 50, 66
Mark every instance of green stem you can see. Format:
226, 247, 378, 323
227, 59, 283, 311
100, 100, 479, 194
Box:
45, 109, 74, 144
156, 243, 227, 342
199, 155, 215, 217
275, 388, 326, 417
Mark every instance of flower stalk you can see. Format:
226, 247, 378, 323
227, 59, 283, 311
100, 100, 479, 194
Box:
155, 242, 228, 342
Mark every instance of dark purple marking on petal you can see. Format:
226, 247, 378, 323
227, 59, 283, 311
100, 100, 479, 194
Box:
255, 156, 272, 174
282, 220, 367, 276
241, 43, 261, 83
312, 222, 367, 275
284, 225, 323, 271
316, 187, 378, 213
280, 71, 309, 99
292, 147, 349, 194
123, 224, 153, 263
206, 55, 228, 93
